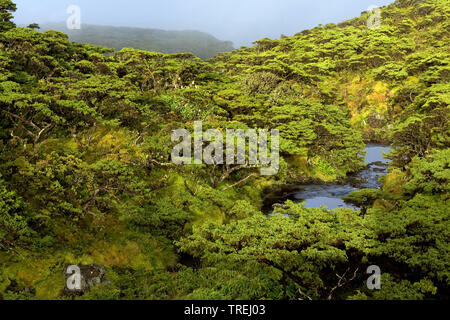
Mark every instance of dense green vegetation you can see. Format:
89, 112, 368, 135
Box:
0, 0, 448, 300
39, 23, 235, 60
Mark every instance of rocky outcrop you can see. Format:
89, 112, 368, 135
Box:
63, 264, 110, 296
367, 113, 388, 129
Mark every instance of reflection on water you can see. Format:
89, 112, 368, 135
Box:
293, 185, 359, 210
302, 196, 359, 210
264, 144, 392, 213
364, 144, 391, 165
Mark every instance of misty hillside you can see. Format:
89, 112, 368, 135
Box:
39, 23, 235, 59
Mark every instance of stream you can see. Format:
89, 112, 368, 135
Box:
263, 144, 392, 214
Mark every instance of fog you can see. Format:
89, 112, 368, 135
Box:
13, 0, 395, 47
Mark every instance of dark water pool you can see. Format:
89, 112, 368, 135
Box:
264, 144, 392, 213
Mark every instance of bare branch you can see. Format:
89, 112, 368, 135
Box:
298, 288, 313, 301
327, 267, 359, 300
221, 173, 256, 191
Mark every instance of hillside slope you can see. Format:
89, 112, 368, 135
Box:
40, 23, 235, 60
212, 0, 449, 144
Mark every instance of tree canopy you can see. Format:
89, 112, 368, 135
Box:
0, 0, 448, 300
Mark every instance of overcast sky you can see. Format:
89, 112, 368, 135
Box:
13, 0, 395, 47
